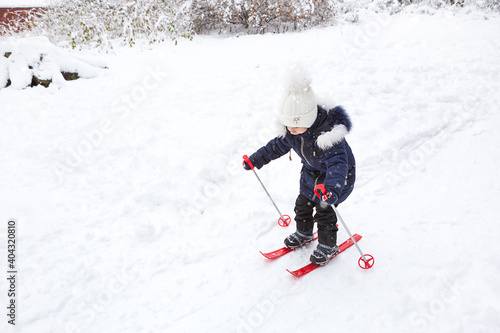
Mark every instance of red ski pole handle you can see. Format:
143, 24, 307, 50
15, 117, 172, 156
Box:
242, 155, 254, 170
314, 184, 326, 199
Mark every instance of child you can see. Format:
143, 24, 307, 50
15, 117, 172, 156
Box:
243, 69, 356, 266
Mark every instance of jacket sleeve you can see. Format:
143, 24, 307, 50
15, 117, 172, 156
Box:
323, 140, 349, 200
249, 137, 292, 169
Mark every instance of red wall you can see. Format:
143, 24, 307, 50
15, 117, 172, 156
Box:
0, 7, 45, 34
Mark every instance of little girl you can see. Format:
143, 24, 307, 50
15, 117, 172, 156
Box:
243, 69, 356, 266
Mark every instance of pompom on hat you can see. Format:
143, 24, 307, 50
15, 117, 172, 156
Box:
278, 66, 318, 128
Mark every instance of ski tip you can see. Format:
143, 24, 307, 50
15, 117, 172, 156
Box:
260, 251, 271, 259
287, 265, 317, 278
286, 269, 300, 278
260, 251, 280, 260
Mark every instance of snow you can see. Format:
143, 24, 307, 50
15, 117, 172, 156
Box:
1, 11, 500, 333
0, 37, 106, 88
0, 54, 10, 87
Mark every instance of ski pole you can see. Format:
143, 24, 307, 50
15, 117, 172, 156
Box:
314, 184, 374, 269
331, 205, 374, 269
243, 155, 291, 227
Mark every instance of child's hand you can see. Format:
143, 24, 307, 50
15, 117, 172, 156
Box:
243, 161, 252, 170
320, 191, 338, 205
314, 184, 338, 205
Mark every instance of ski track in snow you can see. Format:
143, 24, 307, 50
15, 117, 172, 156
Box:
1, 11, 500, 333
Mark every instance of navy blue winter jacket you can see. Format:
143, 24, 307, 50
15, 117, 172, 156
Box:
248, 106, 355, 204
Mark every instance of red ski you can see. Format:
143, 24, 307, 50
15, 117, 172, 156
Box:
286, 234, 362, 277
260, 233, 318, 259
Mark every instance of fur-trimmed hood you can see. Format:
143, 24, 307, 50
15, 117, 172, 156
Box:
278, 105, 352, 150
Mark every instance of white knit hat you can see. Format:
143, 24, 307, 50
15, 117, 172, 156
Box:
278, 66, 317, 128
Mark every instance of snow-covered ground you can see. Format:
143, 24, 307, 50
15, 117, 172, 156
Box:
1, 10, 500, 333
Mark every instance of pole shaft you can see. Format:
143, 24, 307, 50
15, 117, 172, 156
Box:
252, 169, 286, 221
332, 205, 368, 262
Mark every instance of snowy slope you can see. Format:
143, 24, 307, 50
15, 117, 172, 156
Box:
1, 11, 500, 333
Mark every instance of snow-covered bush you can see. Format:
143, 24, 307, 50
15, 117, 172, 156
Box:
188, 0, 500, 35
397, 0, 500, 11
4, 0, 194, 51
189, 0, 339, 34
1, 0, 497, 51
461, 0, 500, 10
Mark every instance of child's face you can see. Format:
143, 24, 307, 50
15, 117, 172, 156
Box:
287, 127, 308, 135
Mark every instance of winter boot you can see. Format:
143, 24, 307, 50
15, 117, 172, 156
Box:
310, 243, 339, 266
284, 230, 314, 249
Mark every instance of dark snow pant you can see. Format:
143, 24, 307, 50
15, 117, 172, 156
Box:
294, 194, 338, 247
